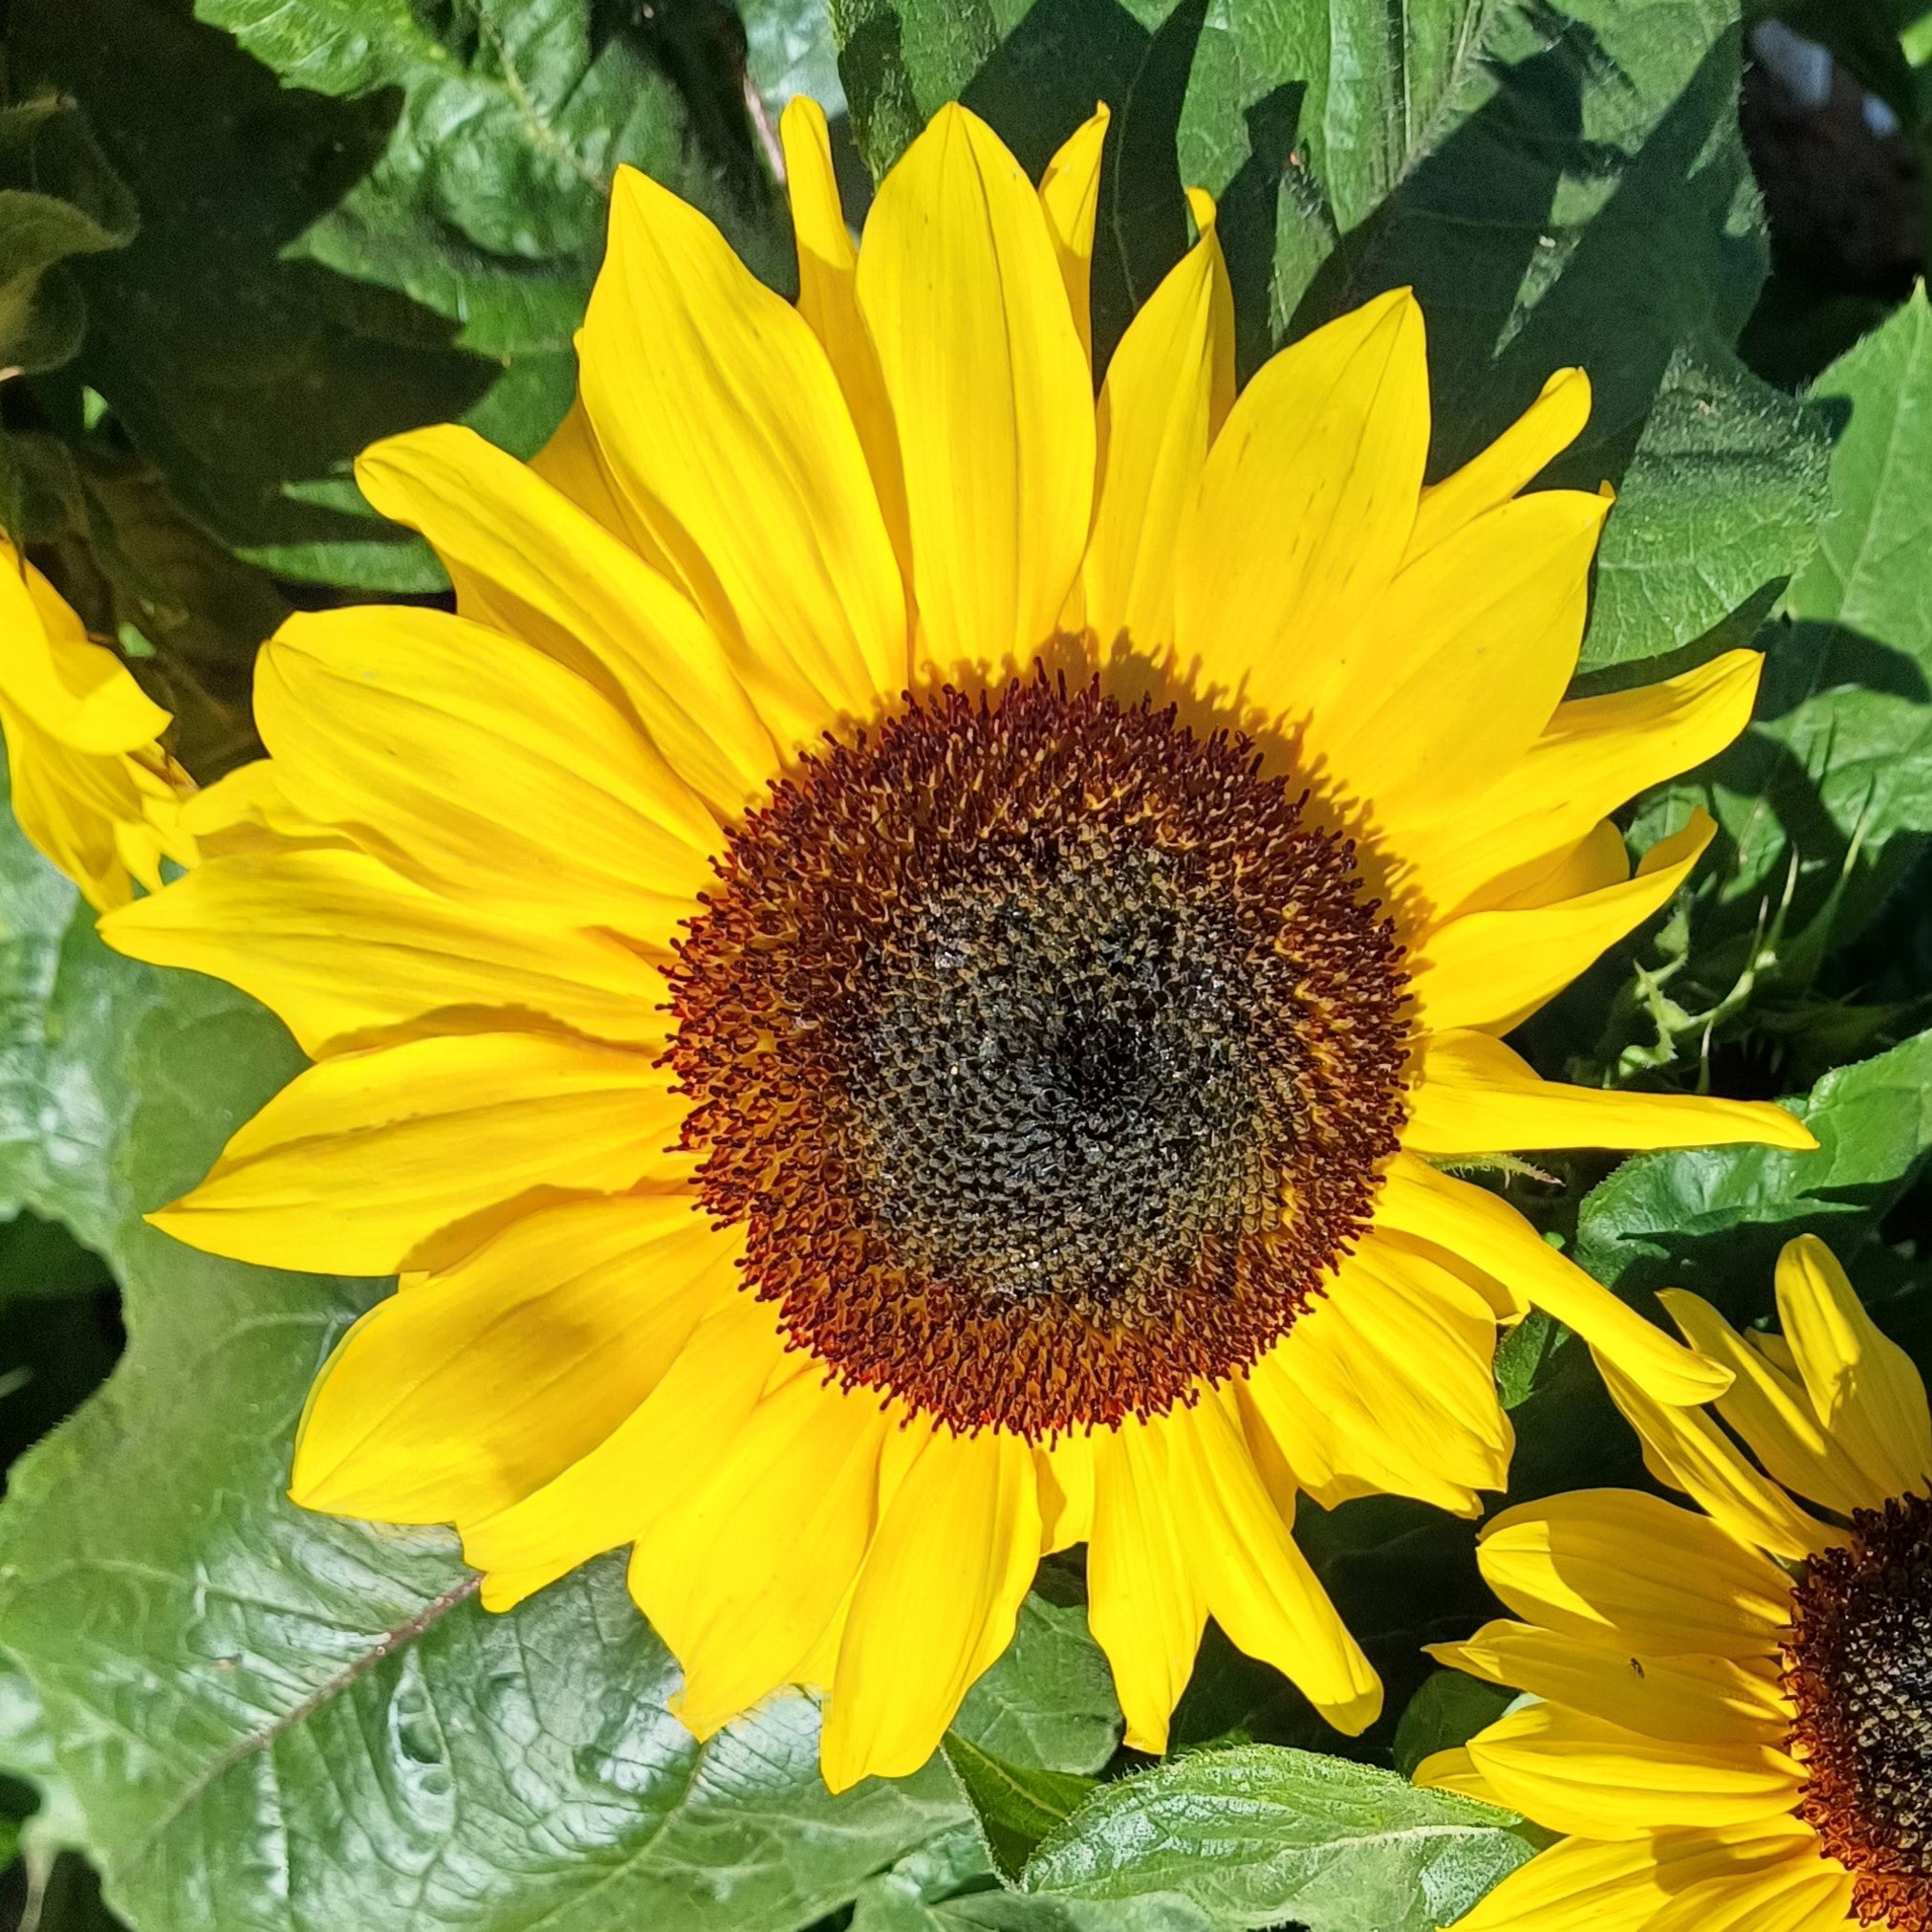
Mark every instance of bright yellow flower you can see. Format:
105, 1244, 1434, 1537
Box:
1421, 1234, 1932, 1932
101, 99, 1810, 1791
0, 532, 195, 910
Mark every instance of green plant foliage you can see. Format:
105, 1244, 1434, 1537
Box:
1574, 1022, 1932, 1311
1540, 284, 1932, 1086
1389, 1673, 1515, 1780
4, 0, 792, 594
197, 0, 791, 355
1019, 1745, 1540, 1932
0, 96, 136, 377
944, 1734, 1097, 1884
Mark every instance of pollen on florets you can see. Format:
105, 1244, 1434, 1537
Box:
665, 673, 1410, 1439
1786, 1488, 1932, 1930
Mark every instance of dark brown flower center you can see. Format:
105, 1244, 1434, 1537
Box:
665, 675, 1409, 1438
1787, 1489, 1932, 1928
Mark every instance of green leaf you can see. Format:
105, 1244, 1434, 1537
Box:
854, 1871, 1216, 1932
1390, 1673, 1514, 1780
10, 0, 788, 591
1578, 341, 1831, 677
197, 0, 792, 356
1638, 283, 1932, 932
943, 1733, 1096, 1885
0, 97, 136, 376
954, 1593, 1121, 1776
1526, 287, 1932, 1085
1574, 1026, 1932, 1315
1020, 1744, 1538, 1932
744, 0, 850, 119
0, 768, 966, 1930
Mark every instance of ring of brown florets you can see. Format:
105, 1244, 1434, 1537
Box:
1786, 1488, 1932, 1929
665, 674, 1409, 1440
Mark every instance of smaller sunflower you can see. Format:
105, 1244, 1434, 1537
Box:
1421, 1234, 1932, 1932
0, 534, 196, 910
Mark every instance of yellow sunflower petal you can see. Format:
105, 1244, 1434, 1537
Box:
1374, 1155, 1729, 1405
464, 1292, 790, 1610
1475, 1489, 1792, 1659
1419, 650, 1763, 921
1404, 1031, 1816, 1156
1039, 1431, 1096, 1551
355, 425, 775, 815
1594, 1351, 1844, 1562
1428, 1619, 1791, 1749
779, 96, 910, 584
100, 847, 676, 1056
529, 396, 633, 540
1659, 1289, 1878, 1516
820, 1425, 1041, 1791
857, 102, 1094, 684
1318, 488, 1608, 829
1642, 1855, 1855, 1932
290, 1193, 736, 1525
1175, 288, 1427, 734
1405, 367, 1592, 563
579, 164, 906, 748
634, 1369, 889, 1739
1241, 1235, 1508, 1515
1087, 1414, 1207, 1752
1775, 1232, 1932, 1502
4, 711, 163, 911
0, 547, 171, 752
1084, 196, 1233, 659
175, 759, 338, 860
1410, 809, 1717, 1034
1459, 1701, 1802, 1840
253, 605, 719, 933
149, 1032, 688, 1274
1037, 104, 1110, 365
1161, 1390, 1381, 1731
1435, 1821, 1827, 1932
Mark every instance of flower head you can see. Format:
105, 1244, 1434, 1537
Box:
0, 533, 195, 910
1422, 1234, 1932, 1932
103, 98, 1811, 1790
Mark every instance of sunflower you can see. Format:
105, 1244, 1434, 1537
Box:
0, 532, 195, 911
1420, 1234, 1932, 1932
101, 98, 1812, 1791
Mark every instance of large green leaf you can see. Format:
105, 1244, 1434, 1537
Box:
1578, 341, 1830, 677
9, 0, 789, 592
196, 0, 792, 356
1719, 284, 1932, 923
0, 96, 137, 376
1574, 1025, 1932, 1315
954, 1594, 1120, 1777
1020, 1744, 1538, 1932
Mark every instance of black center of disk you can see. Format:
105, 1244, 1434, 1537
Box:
1789, 1489, 1932, 1929
850, 830, 1292, 1308
667, 675, 1410, 1439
